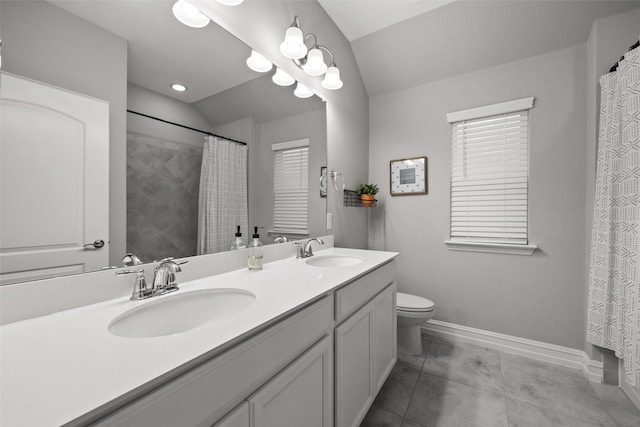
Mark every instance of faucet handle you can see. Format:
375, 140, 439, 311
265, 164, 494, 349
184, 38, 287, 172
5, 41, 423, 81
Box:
116, 269, 151, 300
294, 242, 306, 259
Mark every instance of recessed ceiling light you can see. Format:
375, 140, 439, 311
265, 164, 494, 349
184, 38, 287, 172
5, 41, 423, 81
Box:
171, 83, 187, 92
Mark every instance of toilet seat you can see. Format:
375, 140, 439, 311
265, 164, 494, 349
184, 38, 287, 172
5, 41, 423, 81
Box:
397, 292, 434, 313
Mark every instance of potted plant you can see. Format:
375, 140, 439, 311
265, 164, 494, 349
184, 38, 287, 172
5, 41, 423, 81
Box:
356, 183, 379, 207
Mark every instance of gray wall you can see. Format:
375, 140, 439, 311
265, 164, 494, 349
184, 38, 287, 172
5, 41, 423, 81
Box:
127, 83, 214, 148
256, 108, 328, 241
369, 44, 588, 350
1, 0, 128, 265
193, 0, 370, 249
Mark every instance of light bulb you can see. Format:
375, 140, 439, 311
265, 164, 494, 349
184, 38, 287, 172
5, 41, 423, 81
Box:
172, 0, 210, 28
246, 50, 273, 73
302, 48, 327, 77
216, 0, 244, 5
272, 68, 295, 86
280, 27, 307, 59
321, 66, 343, 90
294, 82, 314, 98
171, 83, 188, 92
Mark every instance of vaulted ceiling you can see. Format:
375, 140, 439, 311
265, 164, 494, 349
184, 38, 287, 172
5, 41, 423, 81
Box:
320, 0, 640, 96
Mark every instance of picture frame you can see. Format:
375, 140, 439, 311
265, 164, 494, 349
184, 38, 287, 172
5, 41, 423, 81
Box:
390, 156, 427, 196
320, 166, 327, 198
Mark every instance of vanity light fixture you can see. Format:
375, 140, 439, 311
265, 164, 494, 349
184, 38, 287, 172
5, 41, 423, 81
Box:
171, 83, 188, 92
246, 50, 273, 73
280, 15, 343, 90
293, 82, 314, 98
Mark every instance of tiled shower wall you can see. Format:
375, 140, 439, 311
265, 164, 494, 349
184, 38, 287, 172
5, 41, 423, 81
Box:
126, 132, 203, 263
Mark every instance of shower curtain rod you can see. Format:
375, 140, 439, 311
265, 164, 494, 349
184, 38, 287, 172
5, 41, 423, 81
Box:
127, 110, 247, 146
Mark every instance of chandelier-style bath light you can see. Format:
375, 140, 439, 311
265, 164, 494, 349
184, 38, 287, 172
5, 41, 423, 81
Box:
280, 15, 343, 91
245, 14, 343, 98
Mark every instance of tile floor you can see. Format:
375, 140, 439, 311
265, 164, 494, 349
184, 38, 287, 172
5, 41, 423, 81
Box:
361, 333, 640, 427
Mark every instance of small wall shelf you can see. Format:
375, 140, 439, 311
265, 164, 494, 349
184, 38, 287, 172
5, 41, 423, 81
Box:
344, 190, 378, 208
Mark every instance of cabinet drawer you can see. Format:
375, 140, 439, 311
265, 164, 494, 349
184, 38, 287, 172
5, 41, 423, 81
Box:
335, 261, 395, 323
94, 297, 332, 427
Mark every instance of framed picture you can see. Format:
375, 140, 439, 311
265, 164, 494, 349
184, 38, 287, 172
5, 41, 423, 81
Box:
390, 156, 427, 196
320, 166, 327, 197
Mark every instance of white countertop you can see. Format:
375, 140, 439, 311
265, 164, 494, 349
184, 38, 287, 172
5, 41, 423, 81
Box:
0, 247, 398, 426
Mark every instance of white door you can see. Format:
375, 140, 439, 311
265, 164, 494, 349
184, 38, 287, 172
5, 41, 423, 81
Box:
0, 72, 109, 284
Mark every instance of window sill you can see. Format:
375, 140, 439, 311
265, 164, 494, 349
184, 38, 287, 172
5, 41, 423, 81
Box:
444, 240, 537, 255
268, 230, 310, 236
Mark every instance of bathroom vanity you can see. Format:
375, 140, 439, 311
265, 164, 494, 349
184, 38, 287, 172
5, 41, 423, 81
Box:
0, 246, 398, 427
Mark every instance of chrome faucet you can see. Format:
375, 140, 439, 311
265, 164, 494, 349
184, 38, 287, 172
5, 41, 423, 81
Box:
116, 257, 188, 301
153, 258, 188, 295
296, 238, 325, 258
122, 253, 143, 267
116, 269, 152, 300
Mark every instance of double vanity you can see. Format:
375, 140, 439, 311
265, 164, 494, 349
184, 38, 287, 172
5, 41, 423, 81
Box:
0, 243, 398, 427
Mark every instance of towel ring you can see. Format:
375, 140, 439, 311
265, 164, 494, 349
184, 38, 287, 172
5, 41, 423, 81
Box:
330, 170, 345, 191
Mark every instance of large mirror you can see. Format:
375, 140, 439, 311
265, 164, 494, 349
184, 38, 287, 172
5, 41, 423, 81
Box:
0, 0, 327, 284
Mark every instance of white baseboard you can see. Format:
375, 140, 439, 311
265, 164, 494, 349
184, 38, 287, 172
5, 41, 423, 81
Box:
421, 319, 603, 383
619, 359, 640, 410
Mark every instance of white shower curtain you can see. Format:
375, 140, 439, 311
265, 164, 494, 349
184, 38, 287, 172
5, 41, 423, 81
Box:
587, 46, 639, 388
197, 136, 248, 255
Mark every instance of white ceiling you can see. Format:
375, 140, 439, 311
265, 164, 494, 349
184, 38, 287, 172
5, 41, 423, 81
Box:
50, 0, 259, 104
317, 0, 457, 41
345, 0, 640, 96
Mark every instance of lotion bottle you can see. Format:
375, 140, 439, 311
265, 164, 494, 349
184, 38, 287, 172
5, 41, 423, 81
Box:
248, 226, 263, 270
230, 225, 246, 251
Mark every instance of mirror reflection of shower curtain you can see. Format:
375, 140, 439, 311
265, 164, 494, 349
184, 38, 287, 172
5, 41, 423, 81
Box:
197, 136, 248, 255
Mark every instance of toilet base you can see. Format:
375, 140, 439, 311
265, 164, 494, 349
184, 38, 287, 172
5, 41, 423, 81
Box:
397, 323, 423, 356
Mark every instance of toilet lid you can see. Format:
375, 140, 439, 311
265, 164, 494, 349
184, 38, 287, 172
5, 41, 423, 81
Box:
397, 292, 434, 312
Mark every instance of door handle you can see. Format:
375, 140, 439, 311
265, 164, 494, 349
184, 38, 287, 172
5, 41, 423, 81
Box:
83, 239, 105, 249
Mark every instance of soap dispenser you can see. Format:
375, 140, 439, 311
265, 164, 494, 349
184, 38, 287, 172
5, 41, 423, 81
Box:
230, 225, 246, 251
248, 226, 263, 270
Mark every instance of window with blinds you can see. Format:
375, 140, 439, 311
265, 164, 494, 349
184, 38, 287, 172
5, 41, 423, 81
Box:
447, 98, 534, 246
272, 139, 309, 235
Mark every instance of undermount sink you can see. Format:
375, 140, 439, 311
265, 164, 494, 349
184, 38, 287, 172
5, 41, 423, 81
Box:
305, 255, 363, 268
108, 288, 256, 338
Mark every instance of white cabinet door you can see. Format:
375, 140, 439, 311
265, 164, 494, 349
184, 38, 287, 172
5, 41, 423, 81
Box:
372, 283, 397, 393
214, 403, 249, 427
335, 282, 397, 427
335, 301, 374, 427
250, 335, 333, 427
0, 72, 109, 284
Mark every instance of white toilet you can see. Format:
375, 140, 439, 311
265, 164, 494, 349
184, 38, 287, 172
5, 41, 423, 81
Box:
397, 292, 435, 355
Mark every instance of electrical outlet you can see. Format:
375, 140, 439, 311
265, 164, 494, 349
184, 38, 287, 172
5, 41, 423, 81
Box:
326, 213, 332, 230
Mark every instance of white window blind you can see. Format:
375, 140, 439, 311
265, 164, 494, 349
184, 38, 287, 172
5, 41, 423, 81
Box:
449, 103, 531, 246
272, 139, 309, 234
